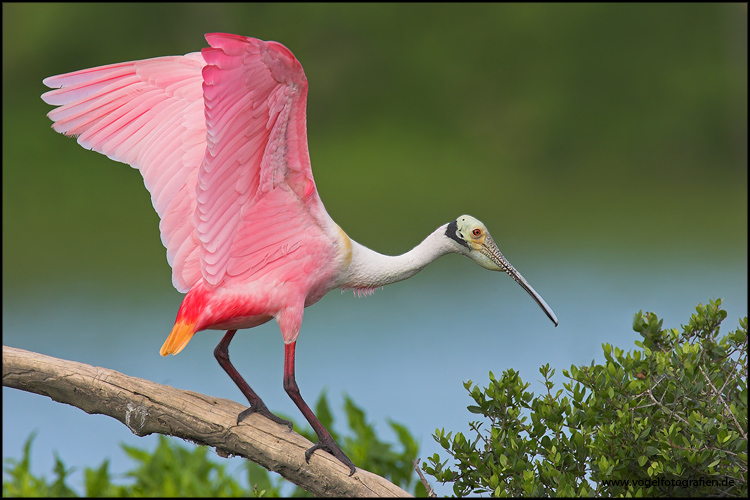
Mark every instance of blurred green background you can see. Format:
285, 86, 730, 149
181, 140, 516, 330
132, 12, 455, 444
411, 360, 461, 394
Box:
3, 3, 746, 292
3, 4, 746, 494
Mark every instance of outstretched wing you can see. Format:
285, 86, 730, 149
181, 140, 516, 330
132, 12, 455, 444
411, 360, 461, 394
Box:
197, 33, 334, 289
42, 51, 206, 292
42, 33, 336, 293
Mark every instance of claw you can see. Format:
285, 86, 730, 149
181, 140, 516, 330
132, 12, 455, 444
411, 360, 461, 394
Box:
304, 435, 356, 476
237, 405, 294, 431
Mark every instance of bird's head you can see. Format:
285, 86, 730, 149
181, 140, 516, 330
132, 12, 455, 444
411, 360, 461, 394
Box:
445, 215, 558, 326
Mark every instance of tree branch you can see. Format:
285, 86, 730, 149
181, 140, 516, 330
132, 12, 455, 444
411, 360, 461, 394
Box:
412, 459, 436, 497
2, 345, 411, 497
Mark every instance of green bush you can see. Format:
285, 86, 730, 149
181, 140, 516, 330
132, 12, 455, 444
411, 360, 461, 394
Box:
3, 394, 426, 497
423, 299, 747, 497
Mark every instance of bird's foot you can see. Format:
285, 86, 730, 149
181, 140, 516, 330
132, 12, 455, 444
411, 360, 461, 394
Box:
305, 435, 356, 476
237, 405, 293, 431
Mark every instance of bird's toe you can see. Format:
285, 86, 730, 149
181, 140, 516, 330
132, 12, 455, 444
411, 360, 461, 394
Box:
305, 439, 356, 476
237, 406, 293, 430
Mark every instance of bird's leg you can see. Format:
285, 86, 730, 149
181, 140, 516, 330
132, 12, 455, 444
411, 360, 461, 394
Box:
214, 330, 293, 430
283, 341, 356, 476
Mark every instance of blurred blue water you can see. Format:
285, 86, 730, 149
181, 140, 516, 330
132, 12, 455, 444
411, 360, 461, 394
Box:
3, 249, 746, 495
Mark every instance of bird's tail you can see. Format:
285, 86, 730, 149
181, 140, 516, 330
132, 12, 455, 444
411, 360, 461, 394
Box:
160, 319, 196, 356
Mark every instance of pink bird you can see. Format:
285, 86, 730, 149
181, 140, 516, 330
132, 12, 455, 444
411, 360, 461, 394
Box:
41, 33, 558, 475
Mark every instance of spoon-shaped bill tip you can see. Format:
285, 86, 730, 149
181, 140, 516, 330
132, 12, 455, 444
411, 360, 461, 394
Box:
485, 241, 558, 326
517, 278, 559, 327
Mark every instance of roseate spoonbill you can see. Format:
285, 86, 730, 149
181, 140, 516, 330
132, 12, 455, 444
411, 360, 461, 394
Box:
41, 33, 558, 475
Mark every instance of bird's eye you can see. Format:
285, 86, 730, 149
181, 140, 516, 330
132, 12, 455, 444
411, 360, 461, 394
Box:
472, 228, 482, 237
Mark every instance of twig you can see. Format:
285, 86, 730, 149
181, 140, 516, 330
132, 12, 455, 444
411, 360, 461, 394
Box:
2, 345, 411, 498
646, 384, 690, 427
699, 365, 747, 441
413, 459, 437, 497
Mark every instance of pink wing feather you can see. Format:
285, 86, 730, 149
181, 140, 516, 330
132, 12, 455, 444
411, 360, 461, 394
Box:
42, 33, 334, 293
196, 34, 329, 288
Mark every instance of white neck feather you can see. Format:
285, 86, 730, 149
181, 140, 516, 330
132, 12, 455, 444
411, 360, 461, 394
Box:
340, 224, 457, 289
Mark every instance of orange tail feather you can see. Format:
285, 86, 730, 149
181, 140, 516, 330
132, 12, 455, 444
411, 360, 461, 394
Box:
160, 320, 196, 356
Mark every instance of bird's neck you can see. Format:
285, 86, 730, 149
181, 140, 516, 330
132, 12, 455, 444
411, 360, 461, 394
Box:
341, 224, 455, 289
